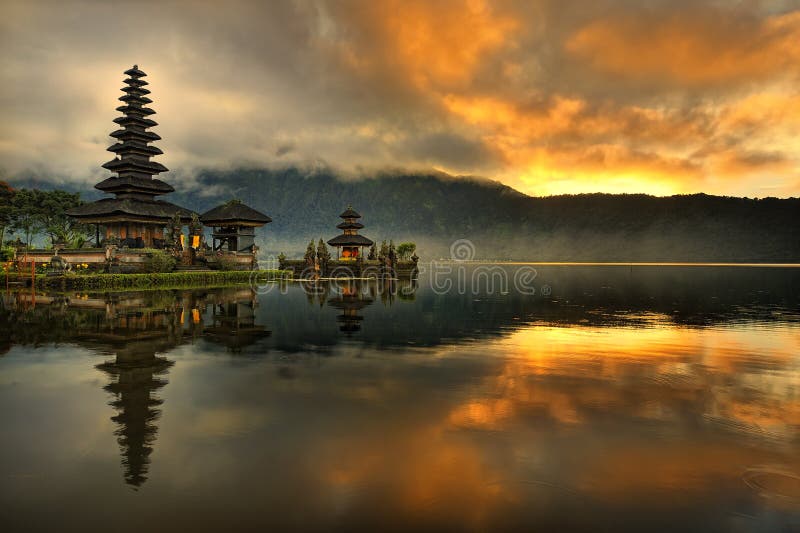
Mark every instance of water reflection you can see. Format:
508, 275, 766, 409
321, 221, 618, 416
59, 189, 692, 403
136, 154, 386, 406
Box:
97, 350, 172, 487
1, 267, 799, 529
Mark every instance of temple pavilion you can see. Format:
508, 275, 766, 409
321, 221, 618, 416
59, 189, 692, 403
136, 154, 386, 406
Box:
67, 66, 195, 248
201, 200, 271, 252
327, 206, 373, 260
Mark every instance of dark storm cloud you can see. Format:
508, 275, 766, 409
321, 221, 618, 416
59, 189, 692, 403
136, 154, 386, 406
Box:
0, 0, 799, 196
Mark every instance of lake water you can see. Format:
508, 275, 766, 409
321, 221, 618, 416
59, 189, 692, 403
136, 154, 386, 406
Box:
1, 265, 799, 531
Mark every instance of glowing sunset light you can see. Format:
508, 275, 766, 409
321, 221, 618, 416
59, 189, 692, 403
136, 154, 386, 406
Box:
1, 0, 799, 197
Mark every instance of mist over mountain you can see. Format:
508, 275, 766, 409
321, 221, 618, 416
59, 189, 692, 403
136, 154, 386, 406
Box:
8, 167, 800, 261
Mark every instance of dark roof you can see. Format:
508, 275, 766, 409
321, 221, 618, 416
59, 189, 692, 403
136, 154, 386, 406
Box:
107, 142, 163, 156
200, 201, 272, 225
116, 105, 156, 116
95, 176, 174, 194
119, 94, 153, 105
121, 85, 151, 95
327, 234, 374, 247
124, 66, 146, 78
336, 221, 364, 230
66, 198, 195, 220
102, 157, 168, 174
113, 115, 157, 128
123, 78, 148, 87
110, 129, 161, 142
329, 298, 372, 311
339, 206, 362, 219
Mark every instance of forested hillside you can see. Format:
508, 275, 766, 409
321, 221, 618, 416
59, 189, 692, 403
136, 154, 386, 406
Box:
8, 167, 800, 261
170, 168, 800, 261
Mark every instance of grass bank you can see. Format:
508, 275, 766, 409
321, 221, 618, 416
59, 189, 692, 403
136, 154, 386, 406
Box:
29, 270, 292, 290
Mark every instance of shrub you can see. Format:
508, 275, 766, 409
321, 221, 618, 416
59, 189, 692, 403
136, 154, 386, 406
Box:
144, 250, 177, 273
214, 254, 240, 271
0, 246, 14, 262
33, 269, 291, 290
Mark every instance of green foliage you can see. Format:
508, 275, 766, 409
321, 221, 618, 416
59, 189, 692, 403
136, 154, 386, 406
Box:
144, 250, 177, 273
304, 240, 316, 265
317, 239, 330, 264
34, 270, 291, 290
0, 181, 14, 247
396, 242, 416, 260
10, 189, 45, 247
39, 190, 88, 245
5, 188, 88, 248
214, 254, 240, 271
0, 246, 14, 262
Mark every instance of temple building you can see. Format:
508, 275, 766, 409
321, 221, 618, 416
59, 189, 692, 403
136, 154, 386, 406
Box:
67, 66, 195, 248
201, 200, 271, 253
327, 206, 374, 261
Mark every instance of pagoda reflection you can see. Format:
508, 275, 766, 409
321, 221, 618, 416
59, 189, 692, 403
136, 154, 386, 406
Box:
327, 280, 375, 335
203, 287, 271, 352
85, 292, 199, 488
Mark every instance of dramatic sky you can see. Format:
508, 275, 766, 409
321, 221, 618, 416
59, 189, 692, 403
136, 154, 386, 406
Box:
1, 0, 799, 197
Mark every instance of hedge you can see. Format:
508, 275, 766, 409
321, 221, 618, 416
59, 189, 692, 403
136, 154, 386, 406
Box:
31, 269, 292, 290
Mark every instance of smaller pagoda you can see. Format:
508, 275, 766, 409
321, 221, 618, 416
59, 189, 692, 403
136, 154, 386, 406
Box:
327, 206, 373, 260
200, 200, 271, 252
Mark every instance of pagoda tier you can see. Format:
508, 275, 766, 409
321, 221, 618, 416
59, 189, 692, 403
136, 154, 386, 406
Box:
112, 115, 158, 129
336, 221, 364, 230
110, 129, 161, 142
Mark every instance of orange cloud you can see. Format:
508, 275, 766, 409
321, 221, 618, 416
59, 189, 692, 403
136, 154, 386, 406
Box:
566, 10, 800, 85
332, 0, 519, 91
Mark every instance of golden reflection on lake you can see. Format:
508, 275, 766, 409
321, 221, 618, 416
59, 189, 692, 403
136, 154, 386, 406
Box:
1, 266, 799, 531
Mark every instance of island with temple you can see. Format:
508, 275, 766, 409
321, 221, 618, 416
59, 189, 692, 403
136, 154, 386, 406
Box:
278, 205, 419, 279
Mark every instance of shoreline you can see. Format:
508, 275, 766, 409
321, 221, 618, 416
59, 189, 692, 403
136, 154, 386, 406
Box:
4, 269, 291, 291
430, 261, 800, 267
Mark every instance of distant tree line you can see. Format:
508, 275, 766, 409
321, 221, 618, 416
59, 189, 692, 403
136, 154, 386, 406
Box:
7, 167, 800, 262
0, 182, 88, 252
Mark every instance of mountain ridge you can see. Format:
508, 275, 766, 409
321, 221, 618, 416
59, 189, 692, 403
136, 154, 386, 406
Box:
7, 167, 800, 261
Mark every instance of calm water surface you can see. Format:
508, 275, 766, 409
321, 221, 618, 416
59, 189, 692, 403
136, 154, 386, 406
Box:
1, 266, 799, 531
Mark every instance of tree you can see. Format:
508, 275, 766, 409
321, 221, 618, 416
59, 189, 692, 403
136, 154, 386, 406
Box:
10, 189, 46, 248
0, 181, 14, 247
396, 242, 416, 261
317, 239, 330, 268
368, 243, 377, 260
39, 190, 88, 246
379, 240, 389, 259
304, 240, 316, 266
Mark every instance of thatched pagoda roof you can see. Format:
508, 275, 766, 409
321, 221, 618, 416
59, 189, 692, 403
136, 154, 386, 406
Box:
339, 206, 361, 219
66, 198, 195, 221
124, 66, 147, 78
327, 234, 374, 247
200, 200, 272, 225
95, 176, 174, 194
336, 221, 364, 230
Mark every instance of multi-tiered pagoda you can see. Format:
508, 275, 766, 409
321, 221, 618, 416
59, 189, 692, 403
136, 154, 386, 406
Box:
327, 206, 374, 260
67, 65, 194, 248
